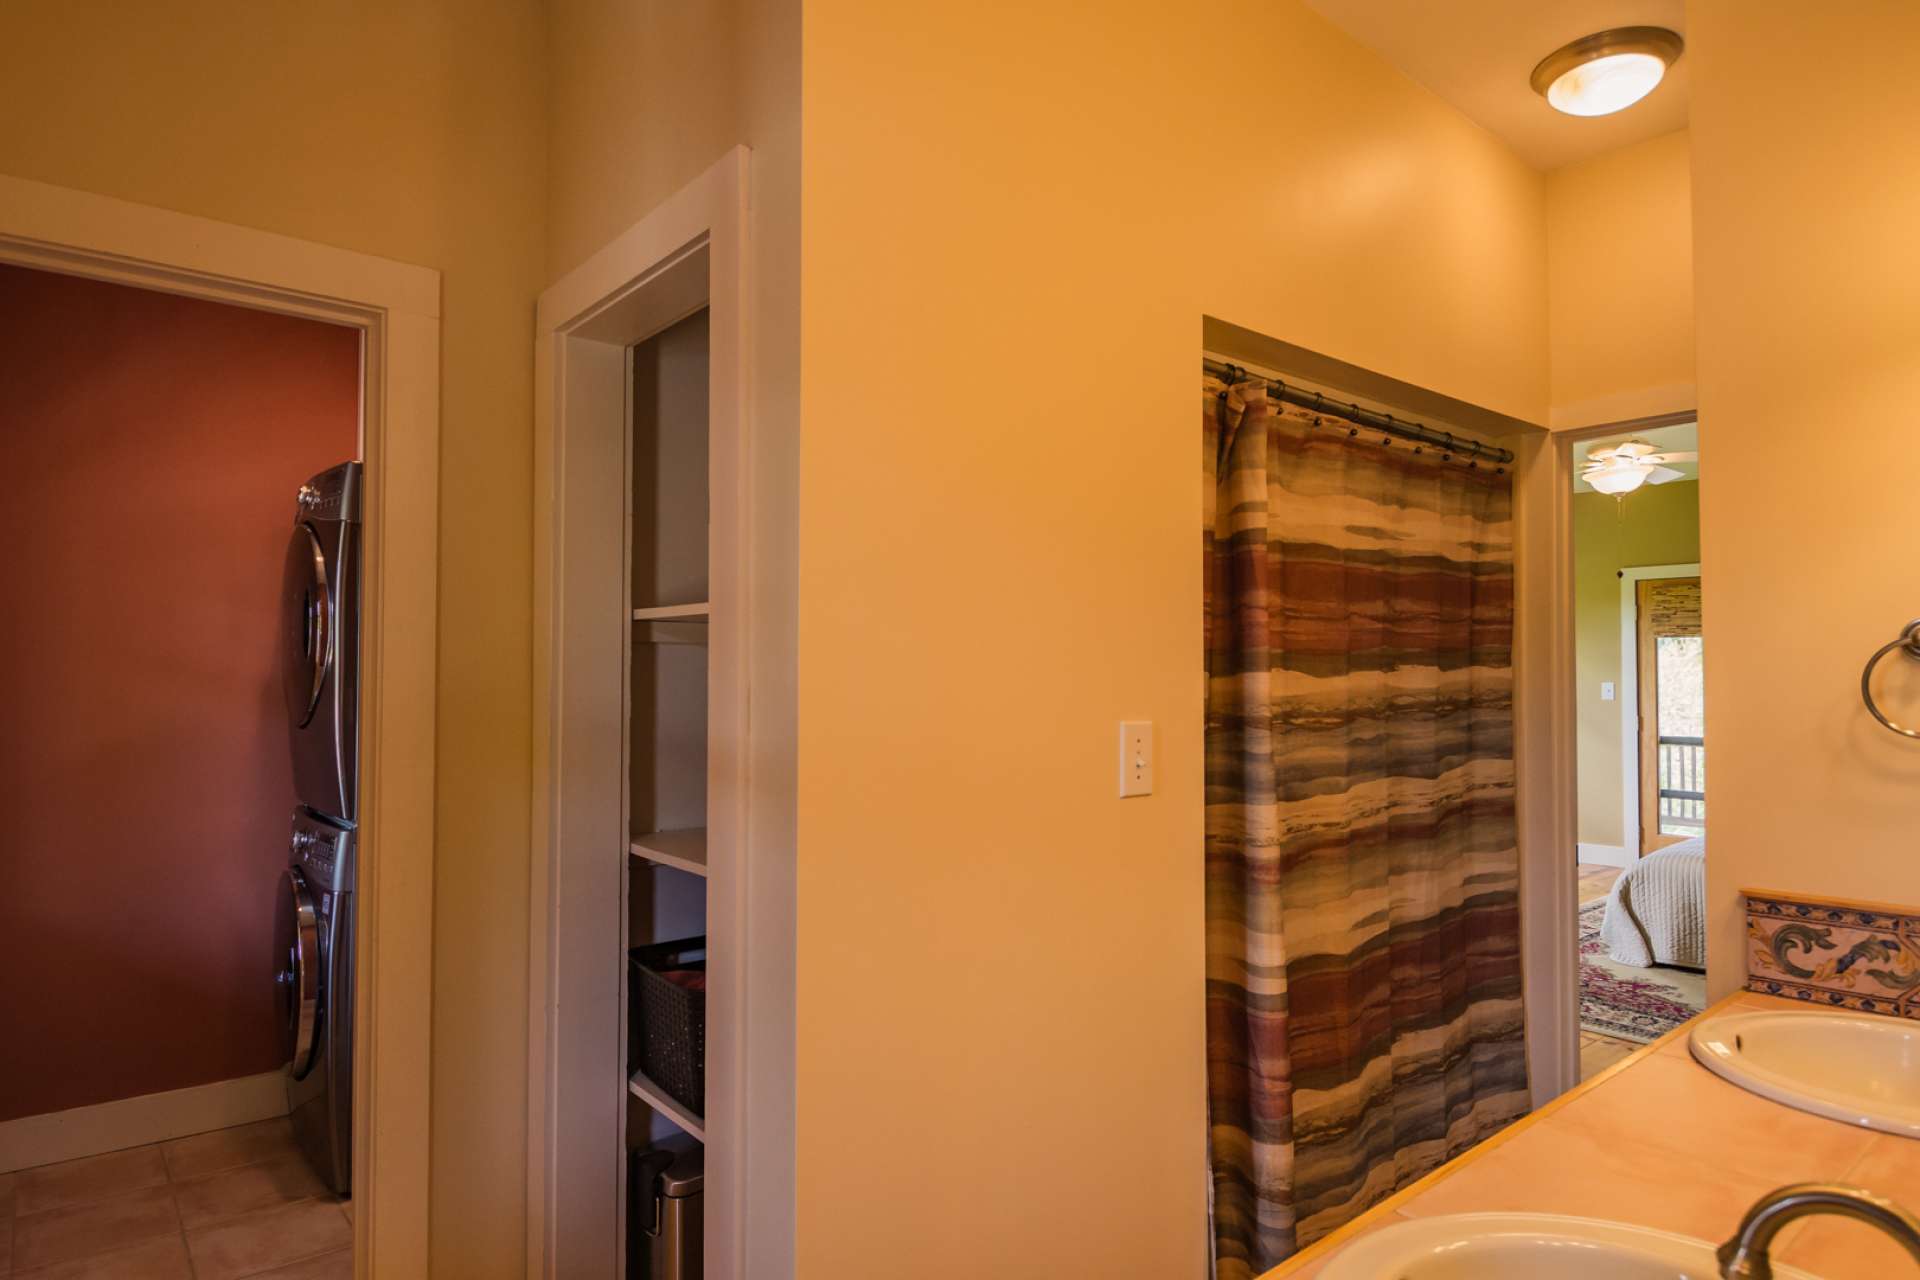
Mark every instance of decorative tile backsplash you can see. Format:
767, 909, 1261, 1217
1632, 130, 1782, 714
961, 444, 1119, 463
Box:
1745, 888, 1920, 1020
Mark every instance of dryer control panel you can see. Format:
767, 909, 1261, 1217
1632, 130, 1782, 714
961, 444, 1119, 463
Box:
294, 460, 361, 524
291, 810, 354, 898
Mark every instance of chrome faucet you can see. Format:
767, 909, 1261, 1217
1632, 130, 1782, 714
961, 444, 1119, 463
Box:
1718, 1183, 1920, 1279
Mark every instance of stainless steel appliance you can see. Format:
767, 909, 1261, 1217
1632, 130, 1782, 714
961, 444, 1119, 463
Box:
276, 806, 355, 1195
628, 1137, 703, 1279
283, 461, 361, 826
279, 461, 362, 1194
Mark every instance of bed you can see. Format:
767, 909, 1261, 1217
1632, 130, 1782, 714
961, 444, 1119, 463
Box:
1600, 836, 1706, 969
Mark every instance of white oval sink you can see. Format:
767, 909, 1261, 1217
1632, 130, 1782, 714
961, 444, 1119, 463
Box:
1319, 1213, 1820, 1279
1689, 1009, 1920, 1137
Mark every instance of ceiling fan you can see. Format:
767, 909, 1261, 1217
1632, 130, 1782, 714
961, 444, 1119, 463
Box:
1581, 439, 1697, 495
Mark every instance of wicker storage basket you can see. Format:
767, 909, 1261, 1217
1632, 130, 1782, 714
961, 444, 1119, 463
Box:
628, 937, 707, 1116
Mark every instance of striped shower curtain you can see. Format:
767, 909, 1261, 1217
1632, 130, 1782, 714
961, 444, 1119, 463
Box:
1202, 377, 1530, 1277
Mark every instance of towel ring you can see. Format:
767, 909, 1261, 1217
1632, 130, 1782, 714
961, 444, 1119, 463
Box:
1860, 619, 1920, 738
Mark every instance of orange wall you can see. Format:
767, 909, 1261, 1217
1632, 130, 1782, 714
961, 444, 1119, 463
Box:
794, 2, 1546, 1273
549, 0, 738, 278
1690, 0, 1920, 992
0, 263, 358, 1121
1546, 129, 1695, 428
0, 5, 545, 1272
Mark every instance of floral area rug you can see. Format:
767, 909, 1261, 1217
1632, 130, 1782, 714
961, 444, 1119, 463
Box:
1579, 898, 1707, 1043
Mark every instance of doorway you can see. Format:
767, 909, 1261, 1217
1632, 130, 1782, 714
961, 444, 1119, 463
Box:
0, 173, 442, 1275
1631, 573, 1705, 856
529, 148, 777, 1280
1565, 424, 1708, 1081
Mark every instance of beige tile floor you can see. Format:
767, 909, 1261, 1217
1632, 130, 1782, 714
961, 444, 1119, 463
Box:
1575, 862, 1642, 1081
0, 1117, 350, 1279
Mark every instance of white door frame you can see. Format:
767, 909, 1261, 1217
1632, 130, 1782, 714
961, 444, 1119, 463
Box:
527, 147, 754, 1279
1618, 562, 1702, 861
1514, 413, 1697, 1104
0, 174, 441, 1276
1511, 430, 1579, 1105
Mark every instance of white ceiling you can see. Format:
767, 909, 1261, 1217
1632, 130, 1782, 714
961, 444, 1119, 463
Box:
1572, 421, 1697, 493
1304, 0, 1689, 171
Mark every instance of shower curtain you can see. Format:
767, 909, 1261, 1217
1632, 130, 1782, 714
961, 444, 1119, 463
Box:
1202, 377, 1529, 1277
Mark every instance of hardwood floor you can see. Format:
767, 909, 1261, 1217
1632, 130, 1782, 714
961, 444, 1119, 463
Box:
1577, 861, 1623, 905
1575, 861, 1640, 1080
1579, 1029, 1639, 1078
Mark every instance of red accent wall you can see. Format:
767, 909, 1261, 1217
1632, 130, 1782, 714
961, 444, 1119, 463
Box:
0, 263, 359, 1121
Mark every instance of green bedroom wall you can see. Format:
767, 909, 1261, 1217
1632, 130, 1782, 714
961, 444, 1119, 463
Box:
1575, 479, 1701, 851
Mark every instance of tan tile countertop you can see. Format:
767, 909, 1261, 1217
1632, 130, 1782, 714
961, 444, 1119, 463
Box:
1266, 991, 1920, 1278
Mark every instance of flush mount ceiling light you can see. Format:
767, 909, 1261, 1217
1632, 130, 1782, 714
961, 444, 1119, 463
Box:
1531, 27, 1684, 117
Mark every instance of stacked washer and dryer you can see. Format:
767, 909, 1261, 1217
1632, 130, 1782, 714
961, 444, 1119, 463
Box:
274, 461, 361, 1196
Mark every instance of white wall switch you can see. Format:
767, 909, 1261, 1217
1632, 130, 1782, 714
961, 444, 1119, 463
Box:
1119, 720, 1153, 797
1601, 682, 1616, 702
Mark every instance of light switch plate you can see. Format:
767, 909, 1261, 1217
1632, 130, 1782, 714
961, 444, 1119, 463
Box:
1119, 720, 1153, 797
1601, 682, 1616, 701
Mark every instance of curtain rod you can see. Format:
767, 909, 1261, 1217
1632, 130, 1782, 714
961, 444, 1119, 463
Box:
1205, 358, 1516, 469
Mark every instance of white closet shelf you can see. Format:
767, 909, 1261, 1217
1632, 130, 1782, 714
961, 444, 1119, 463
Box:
632, 602, 710, 621
629, 829, 708, 877
628, 1068, 705, 1142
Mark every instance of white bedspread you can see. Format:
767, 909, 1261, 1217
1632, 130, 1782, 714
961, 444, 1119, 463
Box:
1600, 836, 1706, 969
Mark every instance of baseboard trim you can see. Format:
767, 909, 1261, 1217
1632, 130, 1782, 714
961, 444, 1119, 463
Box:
0, 1069, 288, 1172
1578, 842, 1631, 868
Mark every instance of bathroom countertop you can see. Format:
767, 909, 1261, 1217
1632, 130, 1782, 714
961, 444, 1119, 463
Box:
1266, 991, 1920, 1278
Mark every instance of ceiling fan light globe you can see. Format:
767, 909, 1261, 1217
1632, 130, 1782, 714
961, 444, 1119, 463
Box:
1587, 466, 1649, 496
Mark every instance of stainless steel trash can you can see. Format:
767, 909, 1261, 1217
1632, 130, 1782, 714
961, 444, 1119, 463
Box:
629, 1135, 703, 1279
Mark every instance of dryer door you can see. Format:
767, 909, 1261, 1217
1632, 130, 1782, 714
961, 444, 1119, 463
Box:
284, 522, 332, 729
275, 867, 321, 1079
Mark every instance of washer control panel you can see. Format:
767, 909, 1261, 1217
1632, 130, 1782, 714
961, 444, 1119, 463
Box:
291, 811, 354, 898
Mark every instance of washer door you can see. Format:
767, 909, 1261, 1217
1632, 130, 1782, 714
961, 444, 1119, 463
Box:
284, 523, 332, 729
275, 867, 321, 1079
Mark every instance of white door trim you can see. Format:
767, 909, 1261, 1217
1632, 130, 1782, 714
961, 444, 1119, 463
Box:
1511, 431, 1579, 1106
1618, 562, 1702, 861
1514, 416, 1698, 1106
528, 146, 756, 1280
0, 173, 440, 1278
